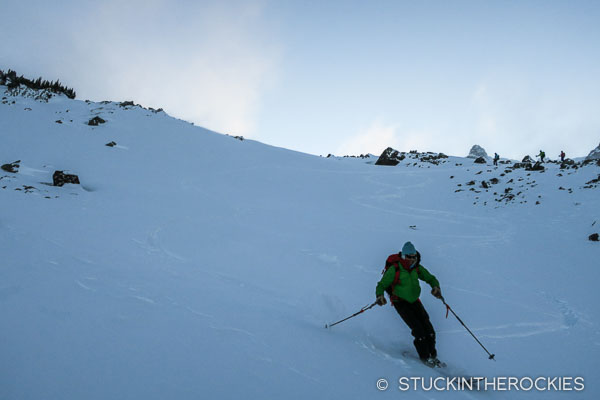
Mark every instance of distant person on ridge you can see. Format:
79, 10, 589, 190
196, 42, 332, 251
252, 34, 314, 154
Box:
493, 153, 500, 166
560, 150, 566, 162
376, 241, 443, 367
538, 150, 546, 163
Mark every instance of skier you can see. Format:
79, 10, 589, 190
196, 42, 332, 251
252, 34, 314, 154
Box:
376, 241, 443, 367
560, 150, 566, 162
493, 153, 500, 166
538, 150, 546, 163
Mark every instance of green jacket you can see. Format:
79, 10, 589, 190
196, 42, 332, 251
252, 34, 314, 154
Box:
376, 263, 440, 303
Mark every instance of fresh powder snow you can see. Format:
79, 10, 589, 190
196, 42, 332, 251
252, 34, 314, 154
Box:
1, 85, 599, 399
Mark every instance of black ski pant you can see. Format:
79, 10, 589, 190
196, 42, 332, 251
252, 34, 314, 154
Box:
393, 298, 437, 360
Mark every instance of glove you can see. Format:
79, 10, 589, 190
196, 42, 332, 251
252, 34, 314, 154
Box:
431, 287, 442, 299
376, 295, 387, 306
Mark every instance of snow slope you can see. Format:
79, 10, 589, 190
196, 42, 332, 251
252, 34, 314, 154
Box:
1, 86, 599, 400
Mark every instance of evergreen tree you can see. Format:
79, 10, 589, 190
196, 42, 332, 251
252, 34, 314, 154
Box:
0, 69, 76, 99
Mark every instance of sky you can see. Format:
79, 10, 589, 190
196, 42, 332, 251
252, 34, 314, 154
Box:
2, 0, 600, 159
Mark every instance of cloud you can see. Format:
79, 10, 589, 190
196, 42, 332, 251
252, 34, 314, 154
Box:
2, 0, 280, 137
337, 118, 438, 156
336, 119, 399, 156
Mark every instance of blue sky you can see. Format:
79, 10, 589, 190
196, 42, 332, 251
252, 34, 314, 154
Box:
2, 0, 599, 159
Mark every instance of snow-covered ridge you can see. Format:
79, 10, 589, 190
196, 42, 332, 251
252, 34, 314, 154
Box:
2, 83, 599, 209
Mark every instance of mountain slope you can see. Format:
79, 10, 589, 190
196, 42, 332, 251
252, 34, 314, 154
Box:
1, 86, 599, 399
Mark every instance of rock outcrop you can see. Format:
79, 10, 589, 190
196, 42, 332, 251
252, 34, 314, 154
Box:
375, 147, 405, 166
522, 155, 534, 163
585, 143, 600, 161
1, 160, 20, 173
467, 145, 489, 160
88, 116, 106, 126
52, 171, 80, 187
526, 161, 545, 172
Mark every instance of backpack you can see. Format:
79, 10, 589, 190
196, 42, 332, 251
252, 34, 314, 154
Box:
382, 251, 421, 304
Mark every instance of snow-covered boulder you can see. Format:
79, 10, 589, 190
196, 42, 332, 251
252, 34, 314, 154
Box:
375, 147, 405, 166
420, 152, 448, 165
467, 145, 489, 159
88, 116, 106, 126
560, 159, 575, 169
585, 143, 600, 161
526, 161, 545, 172
522, 155, 534, 163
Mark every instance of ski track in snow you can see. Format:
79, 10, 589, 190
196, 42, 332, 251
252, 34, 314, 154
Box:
440, 321, 568, 339
440, 285, 591, 341
75, 280, 96, 292
185, 306, 214, 319
350, 171, 516, 247
132, 226, 187, 262
130, 295, 156, 305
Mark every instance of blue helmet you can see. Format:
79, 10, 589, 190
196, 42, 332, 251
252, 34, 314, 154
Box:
402, 241, 417, 256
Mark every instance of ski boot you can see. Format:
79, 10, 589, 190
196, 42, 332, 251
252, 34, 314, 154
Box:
423, 357, 446, 368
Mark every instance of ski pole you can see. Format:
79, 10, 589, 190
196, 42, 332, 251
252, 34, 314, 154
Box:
325, 301, 378, 329
440, 296, 496, 361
